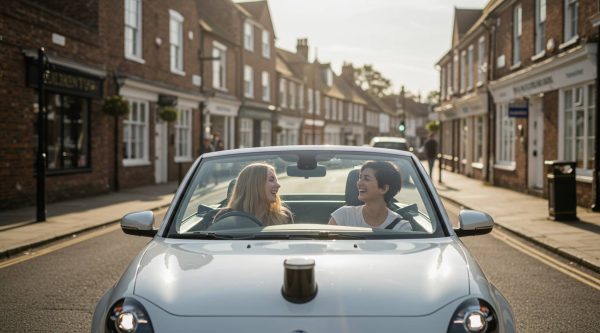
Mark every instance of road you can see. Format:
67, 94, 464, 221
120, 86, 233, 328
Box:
0, 202, 599, 332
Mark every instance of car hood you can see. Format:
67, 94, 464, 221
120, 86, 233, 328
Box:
134, 238, 469, 316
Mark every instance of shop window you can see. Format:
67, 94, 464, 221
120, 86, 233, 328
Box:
123, 100, 149, 165
239, 118, 253, 148
175, 108, 192, 161
474, 116, 484, 165
44, 93, 90, 171
562, 84, 595, 175
496, 103, 516, 166
260, 120, 271, 146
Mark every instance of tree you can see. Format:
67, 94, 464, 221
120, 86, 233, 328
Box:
354, 64, 393, 98
426, 90, 440, 105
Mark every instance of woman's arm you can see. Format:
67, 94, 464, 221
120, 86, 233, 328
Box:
328, 217, 337, 225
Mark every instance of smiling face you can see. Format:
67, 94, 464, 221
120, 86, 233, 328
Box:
265, 168, 281, 203
357, 167, 388, 203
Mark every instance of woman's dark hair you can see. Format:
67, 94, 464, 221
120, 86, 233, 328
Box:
361, 161, 401, 203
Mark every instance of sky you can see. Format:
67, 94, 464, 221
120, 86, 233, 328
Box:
238, 0, 488, 97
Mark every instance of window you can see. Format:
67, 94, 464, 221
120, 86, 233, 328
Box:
279, 79, 287, 107
175, 108, 192, 161
467, 45, 474, 90
535, 0, 546, 55
478, 37, 486, 85
239, 118, 253, 148
169, 10, 184, 74
123, 99, 149, 165
261, 71, 270, 102
124, 0, 142, 60
461, 117, 468, 162
44, 93, 90, 170
289, 82, 296, 109
562, 84, 595, 174
307, 88, 313, 114
260, 120, 271, 146
496, 103, 516, 165
244, 65, 253, 98
513, 5, 522, 66
325, 96, 331, 119
453, 53, 459, 93
564, 0, 579, 42
262, 30, 270, 58
326, 69, 333, 86
447, 62, 453, 96
298, 85, 304, 109
460, 50, 466, 93
244, 21, 253, 51
474, 116, 484, 164
315, 91, 321, 115
441, 68, 446, 100
212, 42, 226, 90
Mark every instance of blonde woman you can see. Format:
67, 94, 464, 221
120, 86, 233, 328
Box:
220, 163, 293, 226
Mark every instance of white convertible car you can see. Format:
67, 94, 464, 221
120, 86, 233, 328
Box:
92, 146, 515, 333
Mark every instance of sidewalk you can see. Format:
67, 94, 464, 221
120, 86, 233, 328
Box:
428, 164, 600, 273
0, 182, 178, 258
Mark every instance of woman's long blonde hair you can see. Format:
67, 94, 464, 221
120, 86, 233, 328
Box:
227, 163, 291, 226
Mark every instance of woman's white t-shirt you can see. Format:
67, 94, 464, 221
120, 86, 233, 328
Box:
331, 206, 412, 231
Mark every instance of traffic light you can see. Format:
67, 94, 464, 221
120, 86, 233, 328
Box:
398, 120, 406, 133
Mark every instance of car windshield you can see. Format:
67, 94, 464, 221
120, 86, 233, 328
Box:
373, 141, 408, 151
167, 150, 445, 239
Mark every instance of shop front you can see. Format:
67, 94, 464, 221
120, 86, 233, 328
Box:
276, 115, 301, 145
489, 44, 596, 204
453, 92, 488, 179
238, 105, 273, 148
204, 96, 240, 150
302, 119, 324, 144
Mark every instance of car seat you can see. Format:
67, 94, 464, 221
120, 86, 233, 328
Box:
345, 169, 363, 206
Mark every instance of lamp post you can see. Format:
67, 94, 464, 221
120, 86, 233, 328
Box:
36, 47, 47, 222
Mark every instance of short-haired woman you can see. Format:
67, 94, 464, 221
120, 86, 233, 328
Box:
329, 161, 411, 231
224, 163, 293, 226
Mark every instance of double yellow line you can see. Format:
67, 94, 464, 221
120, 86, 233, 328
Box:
491, 229, 600, 292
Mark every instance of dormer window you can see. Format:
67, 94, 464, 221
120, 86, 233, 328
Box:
326, 69, 333, 87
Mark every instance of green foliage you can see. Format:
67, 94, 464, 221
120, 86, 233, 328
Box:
158, 106, 178, 122
426, 120, 440, 133
101, 95, 130, 117
354, 64, 392, 98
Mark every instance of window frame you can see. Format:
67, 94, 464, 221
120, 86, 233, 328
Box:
124, 0, 144, 63
262, 30, 270, 58
261, 71, 270, 102
564, 0, 579, 43
244, 65, 254, 98
174, 107, 192, 162
212, 41, 227, 91
123, 99, 150, 166
495, 103, 516, 167
512, 5, 522, 67
477, 37, 486, 85
244, 21, 254, 52
239, 118, 253, 148
279, 78, 287, 107
169, 9, 185, 75
560, 83, 595, 176
535, 0, 546, 55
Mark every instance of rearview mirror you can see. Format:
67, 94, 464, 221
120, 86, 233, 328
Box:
454, 210, 493, 237
121, 211, 157, 237
287, 164, 326, 178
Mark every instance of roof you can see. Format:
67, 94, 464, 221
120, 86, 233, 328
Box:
197, 0, 239, 43
237, 1, 275, 33
276, 53, 299, 80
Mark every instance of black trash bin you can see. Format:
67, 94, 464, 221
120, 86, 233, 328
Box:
544, 160, 577, 221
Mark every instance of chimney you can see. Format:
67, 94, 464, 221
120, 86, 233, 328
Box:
296, 38, 309, 61
341, 62, 354, 84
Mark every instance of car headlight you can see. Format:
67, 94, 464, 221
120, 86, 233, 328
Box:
106, 298, 154, 333
447, 298, 497, 333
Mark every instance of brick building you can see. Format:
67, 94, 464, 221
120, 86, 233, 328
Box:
436, 0, 599, 207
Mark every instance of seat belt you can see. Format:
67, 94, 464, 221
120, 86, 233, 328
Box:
385, 217, 403, 230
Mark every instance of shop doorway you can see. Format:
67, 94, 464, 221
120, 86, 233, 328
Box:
154, 122, 168, 183
528, 97, 544, 190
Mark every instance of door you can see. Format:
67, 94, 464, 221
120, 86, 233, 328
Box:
528, 97, 544, 190
154, 122, 168, 183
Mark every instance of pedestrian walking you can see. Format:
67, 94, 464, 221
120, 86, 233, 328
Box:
423, 133, 438, 178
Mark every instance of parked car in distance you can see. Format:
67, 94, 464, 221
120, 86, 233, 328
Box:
92, 145, 514, 333
369, 136, 409, 151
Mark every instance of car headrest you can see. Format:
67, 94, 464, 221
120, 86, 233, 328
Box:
345, 169, 363, 206
226, 178, 236, 202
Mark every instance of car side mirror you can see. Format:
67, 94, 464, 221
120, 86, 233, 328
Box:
121, 211, 157, 237
454, 210, 493, 237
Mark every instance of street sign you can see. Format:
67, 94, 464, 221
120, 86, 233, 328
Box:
508, 101, 528, 118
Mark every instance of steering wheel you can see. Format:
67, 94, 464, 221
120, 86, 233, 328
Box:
206, 210, 263, 231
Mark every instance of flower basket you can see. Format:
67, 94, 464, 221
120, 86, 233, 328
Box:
101, 95, 130, 117
425, 120, 440, 133
158, 106, 178, 122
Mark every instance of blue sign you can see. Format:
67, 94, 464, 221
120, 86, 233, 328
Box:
508, 103, 528, 118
